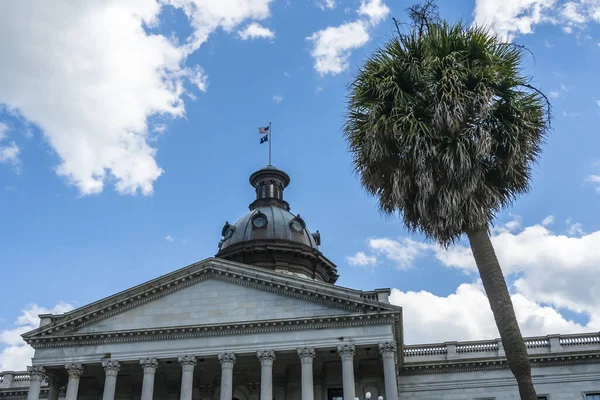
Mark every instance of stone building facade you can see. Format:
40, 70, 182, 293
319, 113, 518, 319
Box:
1, 166, 599, 400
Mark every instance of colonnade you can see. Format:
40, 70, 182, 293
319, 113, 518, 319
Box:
25, 342, 398, 400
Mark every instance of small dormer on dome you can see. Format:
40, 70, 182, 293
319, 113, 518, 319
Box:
216, 166, 338, 283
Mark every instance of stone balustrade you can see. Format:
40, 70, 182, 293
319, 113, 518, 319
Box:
0, 371, 49, 389
403, 332, 600, 363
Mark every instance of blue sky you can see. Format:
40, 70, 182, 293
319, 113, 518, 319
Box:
1, 0, 600, 371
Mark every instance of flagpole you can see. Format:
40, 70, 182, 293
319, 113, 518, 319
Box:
268, 121, 272, 166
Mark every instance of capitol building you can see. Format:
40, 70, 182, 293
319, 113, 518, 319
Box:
1, 166, 599, 400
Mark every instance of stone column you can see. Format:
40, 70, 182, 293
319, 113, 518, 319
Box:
178, 355, 197, 400
26, 366, 45, 400
337, 344, 355, 400
140, 358, 159, 400
218, 353, 236, 400
378, 342, 399, 400
101, 360, 120, 400
64, 364, 84, 400
297, 347, 315, 400
257, 350, 275, 400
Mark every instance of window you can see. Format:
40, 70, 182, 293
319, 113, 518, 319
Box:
537, 396, 548, 400
586, 394, 600, 400
251, 212, 268, 229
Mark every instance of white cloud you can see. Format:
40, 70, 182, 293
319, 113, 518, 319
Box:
596, 99, 600, 107
542, 215, 555, 226
0, 0, 274, 196
0, 302, 74, 371
567, 221, 585, 235
317, 0, 336, 10
307, 21, 370, 75
550, 91, 560, 98
346, 251, 377, 266
237, 22, 275, 40
473, 0, 600, 41
391, 282, 592, 343
272, 95, 283, 104
165, 235, 175, 242
588, 174, 600, 192
368, 237, 430, 270
306, 0, 388, 75
0, 122, 21, 170
358, 0, 390, 26
354, 216, 600, 338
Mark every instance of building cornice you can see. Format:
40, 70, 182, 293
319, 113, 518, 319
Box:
400, 351, 600, 375
23, 258, 400, 342
25, 312, 400, 349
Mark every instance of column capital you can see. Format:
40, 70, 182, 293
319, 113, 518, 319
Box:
257, 350, 276, 365
102, 360, 121, 376
65, 364, 84, 379
218, 352, 236, 366
337, 344, 355, 360
178, 355, 197, 367
27, 366, 45, 380
378, 341, 397, 357
140, 357, 159, 373
297, 347, 315, 360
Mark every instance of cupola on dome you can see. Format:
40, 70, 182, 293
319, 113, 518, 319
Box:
216, 165, 338, 283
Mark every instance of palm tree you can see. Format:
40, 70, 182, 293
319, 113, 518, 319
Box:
344, 3, 550, 400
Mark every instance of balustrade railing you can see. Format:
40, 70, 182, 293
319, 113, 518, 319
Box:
403, 332, 600, 362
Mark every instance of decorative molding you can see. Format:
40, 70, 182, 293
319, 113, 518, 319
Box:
23, 260, 400, 344
217, 352, 236, 366
257, 350, 276, 365
64, 364, 83, 379
178, 355, 197, 367
101, 360, 120, 376
337, 343, 356, 359
378, 341, 397, 356
26, 312, 398, 349
140, 358, 158, 372
297, 347, 315, 360
26, 366, 45, 379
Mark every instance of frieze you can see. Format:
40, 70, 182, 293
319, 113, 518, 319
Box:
26, 312, 398, 349
24, 260, 398, 341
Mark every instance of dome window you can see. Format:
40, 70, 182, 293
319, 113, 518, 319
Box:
289, 215, 306, 232
251, 212, 268, 229
221, 221, 235, 240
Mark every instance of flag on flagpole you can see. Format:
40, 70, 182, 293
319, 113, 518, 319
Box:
258, 126, 269, 134
260, 135, 269, 144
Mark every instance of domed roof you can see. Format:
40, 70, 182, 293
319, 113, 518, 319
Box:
215, 165, 338, 283
218, 207, 319, 251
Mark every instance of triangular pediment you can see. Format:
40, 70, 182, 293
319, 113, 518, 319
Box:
23, 258, 401, 345
75, 278, 351, 333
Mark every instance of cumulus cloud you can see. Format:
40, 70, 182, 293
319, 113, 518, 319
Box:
473, 0, 600, 41
272, 95, 283, 104
0, 123, 20, 170
352, 216, 600, 340
346, 251, 377, 266
307, 0, 389, 75
0, 0, 274, 196
0, 302, 74, 371
165, 234, 175, 242
238, 22, 275, 40
391, 282, 592, 344
588, 174, 600, 192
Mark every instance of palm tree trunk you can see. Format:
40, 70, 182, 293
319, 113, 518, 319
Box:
466, 228, 537, 400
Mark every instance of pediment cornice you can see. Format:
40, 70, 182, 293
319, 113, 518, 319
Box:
23, 258, 400, 343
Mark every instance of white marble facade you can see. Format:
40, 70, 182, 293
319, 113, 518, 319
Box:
1, 258, 599, 400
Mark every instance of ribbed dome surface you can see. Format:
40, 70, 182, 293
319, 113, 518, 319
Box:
218, 206, 318, 251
